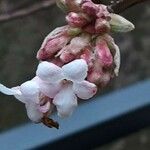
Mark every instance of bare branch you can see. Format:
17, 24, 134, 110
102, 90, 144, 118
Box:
92, 0, 149, 13
0, 0, 55, 23
108, 0, 149, 13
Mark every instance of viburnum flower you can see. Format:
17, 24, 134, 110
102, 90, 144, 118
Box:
36, 59, 97, 117
0, 59, 97, 127
0, 79, 52, 123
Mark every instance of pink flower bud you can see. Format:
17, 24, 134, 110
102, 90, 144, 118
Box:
36, 48, 50, 61
87, 68, 111, 86
96, 5, 111, 20
80, 47, 94, 69
95, 18, 110, 34
60, 50, 75, 63
58, 33, 90, 59
69, 34, 91, 54
87, 70, 101, 84
81, 1, 99, 16
66, 12, 90, 27
95, 38, 113, 67
83, 22, 96, 34
37, 35, 70, 61
99, 34, 121, 76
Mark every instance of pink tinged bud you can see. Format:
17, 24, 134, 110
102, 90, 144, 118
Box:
87, 70, 111, 86
95, 38, 113, 67
37, 49, 49, 61
69, 34, 91, 54
66, 12, 90, 28
83, 23, 96, 34
37, 35, 70, 61
95, 18, 110, 34
81, 1, 99, 16
56, 46, 75, 63
99, 73, 111, 87
60, 50, 75, 63
37, 26, 70, 60
58, 33, 91, 61
101, 34, 121, 76
80, 47, 94, 68
87, 70, 101, 84
96, 5, 111, 20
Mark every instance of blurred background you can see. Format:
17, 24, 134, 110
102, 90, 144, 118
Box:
0, 0, 149, 149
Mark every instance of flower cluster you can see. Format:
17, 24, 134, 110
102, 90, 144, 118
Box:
0, 0, 134, 128
37, 0, 134, 86
0, 59, 96, 124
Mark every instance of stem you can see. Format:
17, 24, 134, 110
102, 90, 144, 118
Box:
109, 0, 149, 13
92, 0, 149, 13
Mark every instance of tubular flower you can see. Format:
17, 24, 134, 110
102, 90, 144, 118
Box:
0, 80, 52, 123
36, 59, 97, 117
0, 0, 135, 128
0, 59, 97, 126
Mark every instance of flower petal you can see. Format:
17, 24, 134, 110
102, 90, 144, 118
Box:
38, 101, 51, 113
35, 77, 62, 98
0, 83, 21, 95
20, 81, 40, 103
25, 102, 43, 123
73, 80, 97, 99
53, 85, 77, 118
36, 61, 64, 83
11, 86, 27, 103
62, 59, 88, 82
40, 26, 69, 49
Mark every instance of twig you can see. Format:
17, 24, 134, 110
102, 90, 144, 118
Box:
0, 0, 55, 23
92, 0, 149, 13
108, 0, 149, 13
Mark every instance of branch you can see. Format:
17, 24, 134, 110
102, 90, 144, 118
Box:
0, 0, 55, 23
108, 0, 149, 13
92, 0, 149, 13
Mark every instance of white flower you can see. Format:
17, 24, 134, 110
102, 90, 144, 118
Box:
36, 59, 97, 118
0, 80, 52, 123
0, 59, 97, 122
